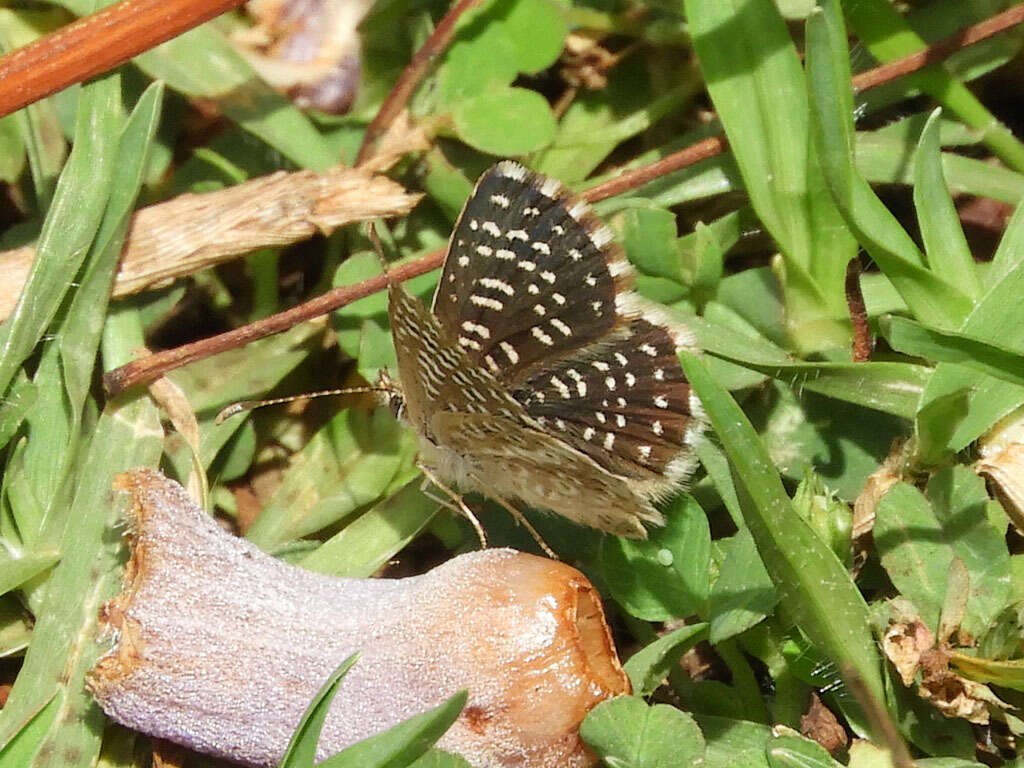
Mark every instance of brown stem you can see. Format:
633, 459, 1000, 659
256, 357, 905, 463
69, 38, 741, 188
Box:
354, 0, 483, 166
845, 257, 872, 362
102, 251, 445, 395
850, 3, 1024, 94
89, 470, 628, 767
0, 0, 246, 119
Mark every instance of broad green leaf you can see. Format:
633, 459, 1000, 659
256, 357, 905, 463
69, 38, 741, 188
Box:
624, 623, 708, 697
452, 87, 556, 156
874, 483, 953, 631
300, 479, 438, 578
620, 207, 682, 283
280, 653, 360, 768
709, 530, 777, 643
926, 468, 1012, 638
581, 697, 706, 768
317, 690, 467, 768
501, 0, 566, 74
698, 715, 772, 768
407, 750, 472, 768
0, 379, 36, 452
601, 494, 711, 621
913, 110, 981, 300
680, 351, 884, 714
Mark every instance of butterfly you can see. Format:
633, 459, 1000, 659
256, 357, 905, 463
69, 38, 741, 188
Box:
381, 161, 704, 539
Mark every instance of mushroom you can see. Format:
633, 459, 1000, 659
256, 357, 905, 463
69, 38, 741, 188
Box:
88, 470, 629, 767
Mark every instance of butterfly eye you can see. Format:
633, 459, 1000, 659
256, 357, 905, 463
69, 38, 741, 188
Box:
387, 392, 406, 421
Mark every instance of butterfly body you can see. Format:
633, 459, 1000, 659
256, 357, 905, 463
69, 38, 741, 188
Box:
383, 162, 703, 538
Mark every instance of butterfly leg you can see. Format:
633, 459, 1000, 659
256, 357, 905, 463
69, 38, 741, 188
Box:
483, 492, 557, 559
417, 464, 488, 550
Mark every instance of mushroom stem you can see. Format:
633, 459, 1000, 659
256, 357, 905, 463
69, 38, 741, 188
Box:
87, 470, 629, 767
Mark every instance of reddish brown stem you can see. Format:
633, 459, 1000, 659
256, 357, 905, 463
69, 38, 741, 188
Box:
850, 3, 1024, 93
0, 0, 246, 119
354, 0, 483, 166
103, 252, 443, 395
845, 257, 872, 362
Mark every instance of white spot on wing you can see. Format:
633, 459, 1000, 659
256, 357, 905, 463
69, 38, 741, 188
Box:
532, 242, 551, 255
478, 277, 514, 296
532, 327, 554, 346
482, 221, 501, 237
496, 248, 515, 261
500, 341, 519, 364
550, 376, 571, 399
652, 420, 663, 435
540, 271, 556, 284
539, 177, 560, 197
489, 194, 510, 208
654, 395, 669, 408
470, 295, 503, 311
507, 229, 529, 242
550, 318, 572, 337
603, 432, 615, 450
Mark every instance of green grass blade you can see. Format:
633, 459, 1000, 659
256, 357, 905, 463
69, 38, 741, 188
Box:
0, 391, 163, 760
881, 315, 1024, 388
913, 109, 981, 300
317, 690, 467, 768
299, 480, 438, 578
679, 351, 884, 714
0, 73, 122, 398
684, 0, 851, 352
60, 81, 164, 419
805, 1, 973, 331
279, 653, 360, 768
624, 623, 709, 697
916, 259, 1024, 455
0, 551, 59, 599
246, 409, 410, 551
839, 0, 1024, 173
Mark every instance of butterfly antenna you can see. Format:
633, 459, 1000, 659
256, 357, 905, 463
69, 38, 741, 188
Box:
366, 220, 393, 283
215, 386, 386, 424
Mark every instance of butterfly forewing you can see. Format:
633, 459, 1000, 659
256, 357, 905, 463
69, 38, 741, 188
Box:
432, 161, 628, 382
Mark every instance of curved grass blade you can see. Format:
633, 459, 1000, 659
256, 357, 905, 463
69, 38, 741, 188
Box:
806, 1, 973, 331
279, 653, 360, 768
317, 690, 467, 768
880, 315, 1024, 388
679, 352, 884, 718
913, 109, 981, 300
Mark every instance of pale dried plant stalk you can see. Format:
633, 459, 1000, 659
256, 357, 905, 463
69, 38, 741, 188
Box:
88, 470, 629, 767
0, 167, 421, 322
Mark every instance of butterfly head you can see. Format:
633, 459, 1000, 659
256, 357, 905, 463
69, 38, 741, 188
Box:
376, 369, 406, 423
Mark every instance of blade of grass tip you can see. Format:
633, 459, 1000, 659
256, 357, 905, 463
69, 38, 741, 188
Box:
0, 72, 122, 398
913, 108, 981, 300
880, 315, 1024, 388
279, 653, 360, 768
60, 81, 164, 417
317, 690, 468, 768
806, 0, 973, 331
679, 351, 884, 721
